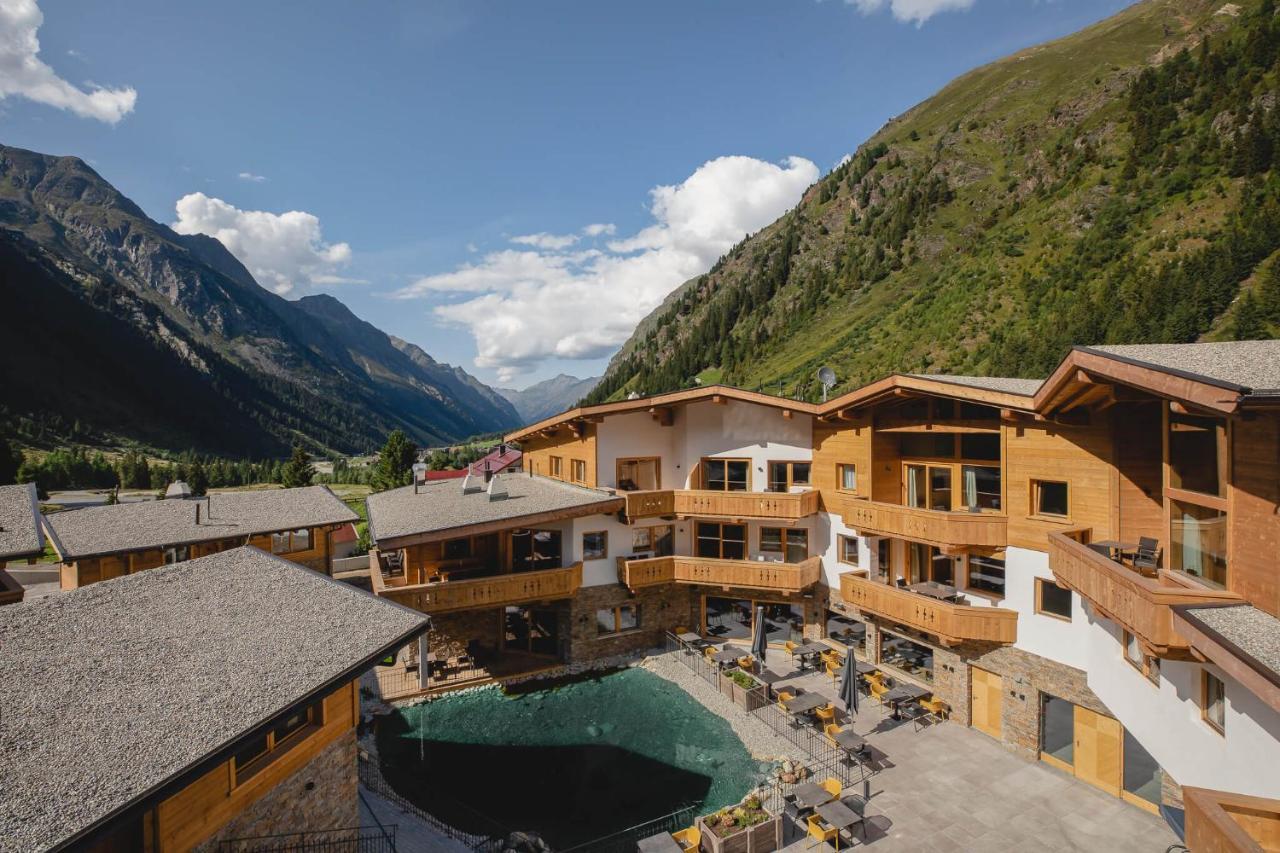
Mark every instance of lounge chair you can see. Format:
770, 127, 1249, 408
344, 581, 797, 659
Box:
806, 814, 838, 849
671, 826, 700, 852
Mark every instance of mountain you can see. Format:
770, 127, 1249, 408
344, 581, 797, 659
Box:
498, 375, 601, 424
590, 0, 1280, 404
0, 145, 519, 456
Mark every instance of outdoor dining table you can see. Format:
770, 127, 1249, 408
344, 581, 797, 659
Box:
815, 799, 865, 850
792, 781, 835, 810
1092, 540, 1138, 561
636, 831, 683, 853
711, 648, 742, 667
832, 729, 867, 753
677, 631, 703, 645
791, 642, 827, 670
881, 683, 931, 720
854, 659, 878, 675
783, 692, 829, 716
907, 581, 961, 601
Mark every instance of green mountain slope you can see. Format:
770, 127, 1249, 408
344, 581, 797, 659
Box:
590, 0, 1280, 404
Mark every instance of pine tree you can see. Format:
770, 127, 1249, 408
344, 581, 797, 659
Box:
0, 435, 20, 486
280, 443, 316, 489
1234, 290, 1265, 340
187, 458, 209, 496
372, 430, 418, 491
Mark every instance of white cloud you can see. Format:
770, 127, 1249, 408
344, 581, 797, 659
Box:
0, 0, 136, 123
171, 192, 356, 296
510, 231, 579, 250
845, 0, 975, 25
582, 223, 616, 237
237, 171, 267, 183
394, 155, 818, 383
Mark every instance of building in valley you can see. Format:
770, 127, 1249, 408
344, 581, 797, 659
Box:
44, 485, 358, 589
365, 340, 1280, 846
0, 545, 428, 852
0, 482, 45, 605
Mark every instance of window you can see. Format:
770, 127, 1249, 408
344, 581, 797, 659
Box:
703, 458, 750, 491
270, 529, 311, 554
696, 522, 746, 560
1122, 631, 1161, 685
632, 525, 673, 556
761, 602, 805, 644
760, 527, 808, 562
1040, 694, 1075, 767
1032, 480, 1069, 518
549, 456, 563, 478
616, 457, 659, 491
767, 461, 811, 492
1202, 671, 1226, 734
504, 605, 561, 656
966, 554, 1005, 598
443, 537, 472, 560
838, 535, 860, 567
961, 465, 1001, 511
838, 463, 858, 492
1036, 578, 1072, 621
163, 545, 190, 565
511, 529, 562, 573
905, 464, 953, 510
1169, 410, 1226, 498
596, 604, 640, 636
876, 539, 891, 583
880, 632, 934, 682
1123, 730, 1162, 809
582, 531, 608, 561
825, 611, 866, 651
1170, 499, 1228, 588
704, 596, 752, 639
233, 700, 322, 784
571, 459, 587, 484
907, 542, 954, 585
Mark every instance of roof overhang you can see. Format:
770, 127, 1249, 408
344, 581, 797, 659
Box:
1172, 604, 1280, 714
373, 497, 626, 551
1036, 347, 1247, 415
821, 374, 1037, 419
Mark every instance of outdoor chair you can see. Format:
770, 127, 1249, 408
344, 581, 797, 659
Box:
1087, 542, 1114, 559
776, 688, 797, 711
738, 655, 756, 672
784, 639, 799, 658
820, 777, 843, 799
825, 659, 842, 683
919, 694, 949, 723
895, 577, 909, 589
806, 814, 838, 849
704, 645, 718, 662
674, 625, 689, 636
869, 680, 891, 706
671, 826, 700, 853
815, 704, 837, 726
1134, 537, 1162, 573
823, 722, 844, 748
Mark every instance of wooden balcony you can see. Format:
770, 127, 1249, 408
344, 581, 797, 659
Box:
617, 555, 821, 594
372, 562, 582, 614
1184, 786, 1280, 853
1047, 530, 1241, 657
834, 497, 1006, 551
838, 573, 1018, 645
624, 489, 820, 521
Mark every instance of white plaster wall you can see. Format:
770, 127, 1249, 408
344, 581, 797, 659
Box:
1084, 616, 1280, 799
981, 546, 1092, 671
595, 411, 679, 490
678, 401, 812, 490
816, 511, 871, 589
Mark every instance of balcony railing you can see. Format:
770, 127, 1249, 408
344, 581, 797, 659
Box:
372, 562, 583, 614
617, 555, 821, 594
834, 497, 1006, 550
624, 489, 820, 521
838, 573, 1018, 645
1047, 530, 1241, 656
1183, 786, 1280, 853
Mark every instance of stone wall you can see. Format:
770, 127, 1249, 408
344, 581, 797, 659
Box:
195, 730, 358, 851
428, 607, 504, 661
569, 582, 693, 662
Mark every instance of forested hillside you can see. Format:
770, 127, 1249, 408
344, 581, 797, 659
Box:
590, 0, 1280, 404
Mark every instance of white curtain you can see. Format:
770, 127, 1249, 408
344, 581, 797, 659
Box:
907, 468, 919, 507
1180, 512, 1202, 574
963, 467, 978, 510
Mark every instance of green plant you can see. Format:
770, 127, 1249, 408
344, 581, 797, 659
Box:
727, 670, 758, 690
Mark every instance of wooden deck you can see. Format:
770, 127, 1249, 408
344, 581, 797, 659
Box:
624, 489, 820, 521
617, 554, 821, 594
371, 652, 565, 701
838, 572, 1018, 645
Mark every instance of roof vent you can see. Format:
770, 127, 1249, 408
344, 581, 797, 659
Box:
461, 472, 483, 495
487, 475, 508, 502
412, 462, 428, 494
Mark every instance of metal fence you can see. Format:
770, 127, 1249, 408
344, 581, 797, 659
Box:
216, 826, 395, 853
559, 803, 700, 853
358, 753, 507, 852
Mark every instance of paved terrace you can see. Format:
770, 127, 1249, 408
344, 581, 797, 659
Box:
654, 643, 1178, 853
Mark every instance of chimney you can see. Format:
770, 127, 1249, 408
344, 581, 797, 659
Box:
487, 475, 508, 502
483, 459, 493, 483
462, 471, 483, 495
412, 462, 428, 495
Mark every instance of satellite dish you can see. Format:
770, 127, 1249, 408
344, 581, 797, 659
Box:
817, 366, 837, 402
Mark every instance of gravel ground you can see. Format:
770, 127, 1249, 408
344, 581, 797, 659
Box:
639, 652, 804, 765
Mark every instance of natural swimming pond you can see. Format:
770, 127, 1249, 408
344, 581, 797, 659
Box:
376, 667, 767, 849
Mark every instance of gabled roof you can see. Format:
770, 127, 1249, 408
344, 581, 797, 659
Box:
823, 373, 1040, 415
468, 444, 522, 476
905, 374, 1045, 396
0, 482, 44, 560
44, 485, 358, 561
0, 546, 429, 852
367, 472, 623, 546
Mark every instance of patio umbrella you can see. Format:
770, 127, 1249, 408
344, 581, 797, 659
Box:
839, 647, 859, 714
750, 605, 768, 671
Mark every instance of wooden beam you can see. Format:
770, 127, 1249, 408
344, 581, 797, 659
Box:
649, 406, 674, 426
711, 394, 727, 405
781, 409, 793, 420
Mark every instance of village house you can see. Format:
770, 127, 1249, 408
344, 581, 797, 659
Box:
0, 482, 45, 605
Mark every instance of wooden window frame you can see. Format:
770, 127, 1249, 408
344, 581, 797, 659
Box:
759, 526, 808, 559
570, 458, 587, 484
903, 462, 955, 511
1201, 670, 1226, 735
549, 456, 564, 479
231, 700, 323, 787
596, 603, 641, 637
701, 457, 752, 491
837, 463, 858, 493
270, 528, 312, 555
767, 460, 811, 493
963, 552, 1006, 601
1030, 479, 1070, 521
837, 534, 860, 568
695, 521, 747, 560
1121, 630, 1160, 684
582, 530, 608, 561
1035, 577, 1072, 622
615, 456, 661, 491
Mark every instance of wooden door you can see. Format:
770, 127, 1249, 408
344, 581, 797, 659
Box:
970, 667, 1003, 739
1073, 707, 1122, 797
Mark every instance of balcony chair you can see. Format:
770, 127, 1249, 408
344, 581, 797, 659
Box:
776, 688, 797, 711
1133, 537, 1162, 574
806, 814, 838, 849
815, 704, 837, 726
671, 826, 700, 853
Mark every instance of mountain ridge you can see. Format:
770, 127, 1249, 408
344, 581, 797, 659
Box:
497, 374, 601, 424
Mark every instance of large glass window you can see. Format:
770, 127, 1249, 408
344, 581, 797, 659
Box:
961, 465, 1001, 511
768, 461, 811, 492
906, 464, 928, 508
616, 457, 659, 491
582, 531, 608, 561
696, 522, 746, 560
597, 604, 640, 636
1036, 578, 1073, 621
929, 467, 952, 511
906, 464, 953, 510
1033, 480, 1069, 518
1169, 411, 1226, 497
704, 597, 752, 640
758, 528, 809, 563
908, 543, 954, 585
761, 603, 804, 644
632, 525, 673, 557
825, 611, 866, 653
880, 632, 933, 682
1170, 499, 1228, 588
1123, 730, 1161, 808
703, 458, 749, 491
1041, 695, 1075, 767
511, 529, 562, 573
505, 606, 561, 656
966, 554, 1006, 598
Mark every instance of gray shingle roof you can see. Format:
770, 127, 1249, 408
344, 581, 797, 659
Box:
1083, 341, 1280, 394
0, 546, 429, 852
0, 483, 44, 560
367, 473, 623, 544
44, 485, 358, 560
908, 374, 1044, 395
1182, 604, 1280, 680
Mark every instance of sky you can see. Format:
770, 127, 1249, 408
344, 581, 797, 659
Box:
0, 0, 1135, 389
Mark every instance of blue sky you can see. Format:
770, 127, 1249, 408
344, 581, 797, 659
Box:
2, 0, 1132, 388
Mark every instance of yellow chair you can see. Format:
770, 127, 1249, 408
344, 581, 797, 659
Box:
920, 694, 950, 722
821, 777, 843, 799
671, 826, 700, 852
869, 680, 890, 705
823, 722, 844, 747
825, 659, 842, 682
815, 703, 837, 725
776, 688, 796, 711
806, 813, 838, 848
784, 639, 799, 658
674, 625, 689, 636
704, 645, 718, 661
738, 655, 756, 672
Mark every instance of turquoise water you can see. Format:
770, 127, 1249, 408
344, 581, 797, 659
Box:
377, 667, 766, 848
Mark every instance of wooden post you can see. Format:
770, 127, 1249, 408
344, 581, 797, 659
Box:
418, 634, 431, 691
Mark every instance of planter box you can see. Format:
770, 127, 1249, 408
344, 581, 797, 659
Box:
718, 673, 768, 712
695, 813, 782, 853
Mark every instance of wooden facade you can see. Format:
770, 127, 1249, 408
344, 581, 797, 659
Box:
616, 554, 822, 595
522, 421, 598, 487
830, 495, 1006, 551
